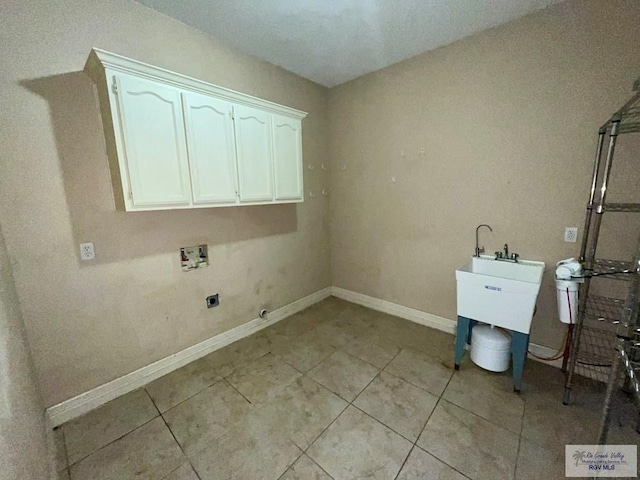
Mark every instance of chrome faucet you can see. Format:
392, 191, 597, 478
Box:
475, 224, 493, 257
495, 243, 519, 263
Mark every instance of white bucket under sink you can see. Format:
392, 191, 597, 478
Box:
470, 325, 511, 372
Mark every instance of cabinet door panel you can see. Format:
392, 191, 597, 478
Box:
272, 115, 303, 201
115, 74, 191, 207
233, 105, 273, 202
182, 92, 237, 204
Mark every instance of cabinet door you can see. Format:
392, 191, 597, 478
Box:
233, 105, 273, 202
272, 115, 303, 201
182, 92, 238, 204
115, 74, 191, 207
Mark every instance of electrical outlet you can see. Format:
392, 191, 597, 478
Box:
79, 242, 95, 260
564, 227, 578, 243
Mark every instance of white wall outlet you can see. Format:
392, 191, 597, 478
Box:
80, 242, 95, 260
564, 227, 578, 243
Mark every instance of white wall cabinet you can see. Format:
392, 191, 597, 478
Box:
182, 92, 238, 205
234, 105, 274, 203
115, 74, 192, 207
85, 48, 307, 211
272, 115, 303, 201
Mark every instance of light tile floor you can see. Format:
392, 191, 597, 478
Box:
54, 297, 639, 480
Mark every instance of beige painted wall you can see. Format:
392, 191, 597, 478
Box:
328, 0, 640, 349
0, 227, 50, 479
2, 0, 639, 415
0, 0, 330, 407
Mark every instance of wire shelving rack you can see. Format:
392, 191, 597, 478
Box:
562, 79, 640, 445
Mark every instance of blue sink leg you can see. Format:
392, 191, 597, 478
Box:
511, 331, 530, 393
454, 316, 477, 370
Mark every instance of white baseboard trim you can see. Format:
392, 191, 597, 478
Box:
47, 284, 563, 427
46, 287, 331, 427
45, 414, 62, 479
331, 286, 456, 334
331, 286, 562, 369
527, 343, 564, 368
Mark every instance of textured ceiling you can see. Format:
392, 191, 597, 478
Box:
136, 0, 561, 87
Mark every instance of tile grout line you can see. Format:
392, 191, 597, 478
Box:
65, 412, 159, 469
223, 350, 306, 402
146, 388, 203, 480
159, 462, 201, 480
276, 439, 335, 480
275, 450, 306, 480
153, 376, 225, 414
349, 403, 419, 445
339, 345, 391, 370
402, 368, 474, 480
512, 397, 528, 480
428, 378, 474, 479
350, 352, 440, 449
284, 325, 388, 375
251, 345, 344, 480
148, 321, 341, 478
392, 444, 417, 480
63, 390, 163, 469
287, 343, 339, 374
278, 345, 336, 377
300, 348, 402, 476
391, 354, 453, 480
303, 452, 336, 479
270, 322, 355, 479
222, 377, 255, 406
429, 364, 525, 437
440, 398, 524, 437
140, 338, 277, 413
148, 341, 275, 415
299, 365, 384, 456
381, 362, 445, 397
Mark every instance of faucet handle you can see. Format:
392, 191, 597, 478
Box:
495, 251, 503, 259
511, 253, 519, 262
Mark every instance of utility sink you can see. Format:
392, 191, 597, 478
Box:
456, 255, 545, 334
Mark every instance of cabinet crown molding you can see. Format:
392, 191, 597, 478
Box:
84, 48, 307, 120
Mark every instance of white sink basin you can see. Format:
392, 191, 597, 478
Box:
456, 255, 545, 334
